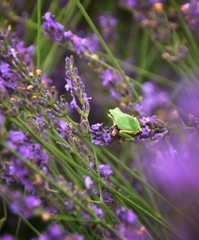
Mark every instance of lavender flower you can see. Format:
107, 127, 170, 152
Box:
42, 12, 94, 55
0, 235, 15, 240
65, 55, 91, 122
120, 0, 164, 11
1, 130, 50, 192
141, 82, 169, 115
121, 1, 173, 43
187, 113, 199, 128
103, 191, 111, 204
101, 69, 135, 109
98, 13, 117, 41
181, 1, 199, 30
89, 123, 115, 146
33, 224, 84, 240
0, 185, 45, 219
135, 115, 168, 143
99, 164, 113, 179
162, 41, 189, 63
115, 207, 148, 240
83, 176, 93, 190
91, 204, 104, 219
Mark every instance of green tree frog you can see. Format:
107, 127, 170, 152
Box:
108, 107, 142, 141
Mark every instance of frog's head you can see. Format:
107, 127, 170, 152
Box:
108, 107, 120, 119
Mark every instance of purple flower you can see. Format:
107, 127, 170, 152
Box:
101, 69, 134, 108
65, 56, 91, 120
42, 12, 64, 42
142, 82, 168, 115
0, 235, 15, 240
99, 164, 113, 178
3, 190, 44, 219
83, 176, 93, 190
58, 119, 68, 138
115, 207, 148, 239
74, 235, 84, 240
33, 224, 84, 240
181, 1, 199, 30
71, 35, 94, 54
139, 115, 157, 125
151, 132, 167, 143
24, 196, 41, 208
81, 210, 91, 219
149, 133, 199, 190
134, 116, 167, 144
0, 62, 10, 78
103, 191, 111, 204
1, 129, 50, 192
0, 113, 4, 130
117, 224, 148, 240
98, 14, 117, 40
89, 123, 114, 146
42, 12, 95, 55
141, 125, 151, 136
0, 61, 20, 92
120, 0, 164, 11
92, 204, 104, 219
15, 41, 34, 68
116, 208, 137, 225
47, 224, 63, 237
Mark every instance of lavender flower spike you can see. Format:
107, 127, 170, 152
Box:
65, 56, 91, 122
42, 12, 94, 55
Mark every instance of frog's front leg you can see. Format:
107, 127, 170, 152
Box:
119, 130, 135, 141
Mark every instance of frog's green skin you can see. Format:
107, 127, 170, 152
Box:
108, 107, 142, 141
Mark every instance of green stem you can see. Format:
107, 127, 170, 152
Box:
15, 188, 26, 238
37, 0, 41, 69
92, 142, 102, 202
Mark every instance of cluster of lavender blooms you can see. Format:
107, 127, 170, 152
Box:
120, 1, 189, 62
65, 56, 90, 121
161, 41, 189, 63
120, 1, 173, 42
0, 24, 150, 239
98, 13, 118, 41
120, 0, 164, 11
42, 11, 118, 55
141, 81, 168, 115
181, 0, 199, 30
42, 12, 95, 55
101, 69, 135, 110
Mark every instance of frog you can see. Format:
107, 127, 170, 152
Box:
108, 107, 142, 142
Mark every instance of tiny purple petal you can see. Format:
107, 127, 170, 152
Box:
83, 176, 93, 190
24, 196, 41, 208
99, 164, 113, 178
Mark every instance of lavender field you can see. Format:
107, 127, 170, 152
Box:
0, 0, 199, 239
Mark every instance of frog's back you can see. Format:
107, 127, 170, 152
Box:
116, 114, 136, 130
